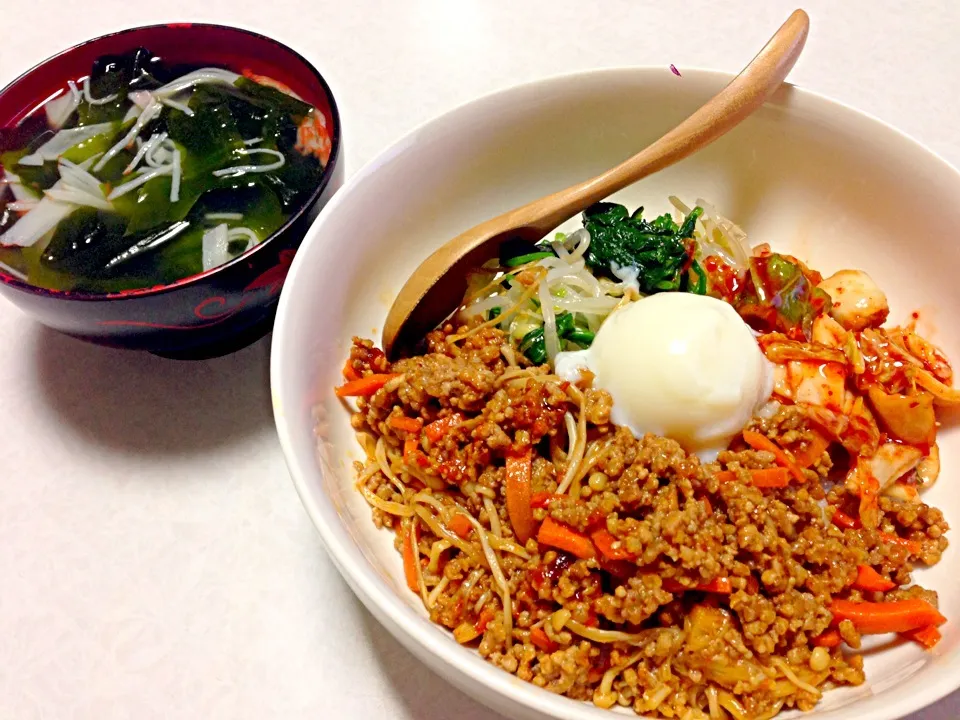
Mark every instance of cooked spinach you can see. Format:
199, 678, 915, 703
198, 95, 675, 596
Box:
518, 311, 594, 364
581, 202, 703, 294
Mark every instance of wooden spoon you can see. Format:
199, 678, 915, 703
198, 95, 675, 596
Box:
383, 9, 809, 358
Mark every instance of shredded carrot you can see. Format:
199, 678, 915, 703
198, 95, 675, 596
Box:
811, 629, 842, 648
853, 565, 896, 592
530, 626, 559, 653
389, 415, 423, 433
536, 517, 595, 559
701, 496, 713, 515
448, 513, 473, 539
699, 577, 733, 594
475, 608, 495, 633
424, 413, 465, 442
792, 427, 831, 468
663, 577, 732, 594
335, 373, 400, 398
530, 492, 567, 509
342, 358, 360, 381
879, 531, 922, 555
590, 528, 633, 561
829, 598, 946, 634
505, 448, 536, 544
716, 467, 790, 488
831, 508, 862, 530
403, 437, 419, 461
402, 523, 419, 593
901, 624, 942, 649
741, 430, 807, 484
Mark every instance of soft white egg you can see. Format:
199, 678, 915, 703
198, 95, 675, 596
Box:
555, 292, 774, 461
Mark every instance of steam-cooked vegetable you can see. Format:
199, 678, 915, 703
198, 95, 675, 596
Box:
581, 202, 703, 294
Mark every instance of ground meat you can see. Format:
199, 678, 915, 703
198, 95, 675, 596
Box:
343, 324, 949, 720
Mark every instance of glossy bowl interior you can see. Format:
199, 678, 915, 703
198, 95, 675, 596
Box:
272, 67, 960, 720
0, 23, 342, 357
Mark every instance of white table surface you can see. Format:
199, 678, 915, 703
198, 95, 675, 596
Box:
2, 1, 959, 718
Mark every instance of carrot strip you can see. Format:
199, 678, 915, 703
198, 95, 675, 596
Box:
831, 508, 862, 530
403, 437, 419, 461
389, 415, 423, 433
701, 577, 733, 594
749, 467, 791, 488
663, 577, 732, 594
505, 449, 536, 544
701, 496, 713, 516
901, 624, 942, 649
829, 598, 946, 634
812, 629, 842, 648
530, 626, 559, 653
715, 467, 790, 488
536, 517, 595, 559
853, 565, 896, 593
342, 358, 361, 381
792, 428, 831, 468
531, 492, 569, 509
335, 373, 400, 398
879, 531, 922, 555
590, 528, 633, 561
448, 513, 473, 539
742, 430, 807, 484
402, 524, 419, 593
424, 413, 464, 442
475, 608, 495, 633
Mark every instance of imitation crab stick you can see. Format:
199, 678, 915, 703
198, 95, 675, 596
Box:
741, 430, 807, 484
335, 373, 400, 397
829, 598, 946, 635
537, 517, 595, 559
505, 448, 536, 544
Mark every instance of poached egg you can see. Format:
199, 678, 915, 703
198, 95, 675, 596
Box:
555, 292, 774, 461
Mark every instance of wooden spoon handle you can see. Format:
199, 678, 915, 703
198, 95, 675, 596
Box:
515, 9, 809, 236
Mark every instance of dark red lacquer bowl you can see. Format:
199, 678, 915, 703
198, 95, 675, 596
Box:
0, 24, 343, 358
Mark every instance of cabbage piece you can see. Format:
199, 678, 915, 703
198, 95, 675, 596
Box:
736, 253, 833, 340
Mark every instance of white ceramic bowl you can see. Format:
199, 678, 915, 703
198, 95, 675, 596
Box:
271, 67, 960, 720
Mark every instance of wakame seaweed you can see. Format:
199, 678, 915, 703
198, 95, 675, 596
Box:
0, 48, 331, 292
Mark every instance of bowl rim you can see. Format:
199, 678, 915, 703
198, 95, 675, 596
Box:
0, 21, 342, 302
272, 64, 960, 720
